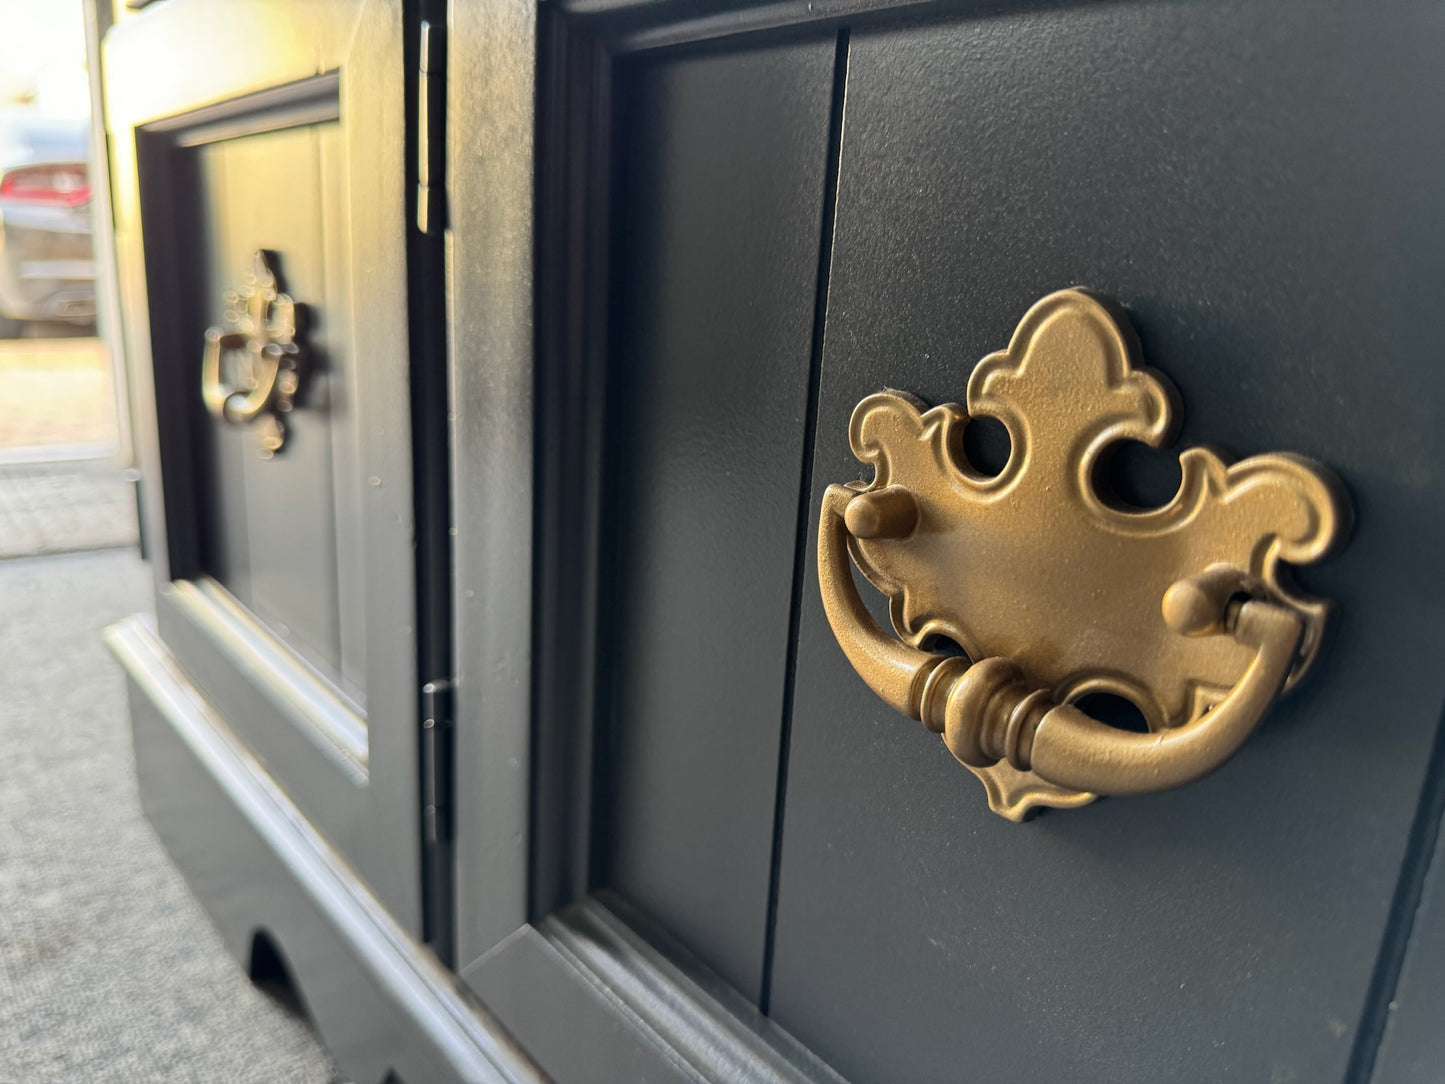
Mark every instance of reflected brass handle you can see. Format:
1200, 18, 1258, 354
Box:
817, 290, 1348, 819
201, 250, 304, 459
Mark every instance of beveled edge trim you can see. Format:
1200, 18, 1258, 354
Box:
167, 577, 369, 770
462, 924, 697, 1081
103, 614, 544, 1084
539, 899, 847, 1084
447, 0, 537, 967
139, 69, 341, 146
588, 0, 931, 55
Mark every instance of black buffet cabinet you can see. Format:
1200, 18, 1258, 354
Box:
101, 0, 1445, 1081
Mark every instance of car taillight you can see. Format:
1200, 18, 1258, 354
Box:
0, 163, 91, 207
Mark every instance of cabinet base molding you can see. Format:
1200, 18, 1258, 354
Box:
104, 615, 540, 1084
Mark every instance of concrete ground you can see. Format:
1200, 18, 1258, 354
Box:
0, 333, 136, 560
0, 334, 120, 456
0, 338, 345, 1082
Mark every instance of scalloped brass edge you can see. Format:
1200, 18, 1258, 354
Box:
819, 288, 1350, 819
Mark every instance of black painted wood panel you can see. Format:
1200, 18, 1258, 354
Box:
111, 3, 422, 931
464, 928, 692, 1084
1370, 726, 1445, 1084
770, 6, 1445, 1081
598, 39, 836, 1004
193, 121, 358, 696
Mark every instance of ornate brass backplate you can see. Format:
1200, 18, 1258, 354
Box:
200, 250, 305, 458
818, 289, 1350, 820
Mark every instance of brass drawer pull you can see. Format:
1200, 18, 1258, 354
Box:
201, 250, 304, 458
817, 289, 1349, 820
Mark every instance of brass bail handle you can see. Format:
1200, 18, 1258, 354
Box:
818, 484, 1305, 799
815, 289, 1348, 819
200, 250, 304, 458
201, 329, 280, 423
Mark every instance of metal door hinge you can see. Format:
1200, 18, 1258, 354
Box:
420, 678, 454, 846
416, 19, 446, 236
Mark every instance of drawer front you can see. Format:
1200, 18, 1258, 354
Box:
768, 5, 1445, 1082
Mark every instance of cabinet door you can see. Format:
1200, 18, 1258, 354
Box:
592, 39, 838, 1004
107, 0, 424, 931
449, 14, 846, 1076
770, 4, 1445, 1082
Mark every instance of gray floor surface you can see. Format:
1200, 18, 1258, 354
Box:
0, 481, 346, 1081
0, 460, 139, 559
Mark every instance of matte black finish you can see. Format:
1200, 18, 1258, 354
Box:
1370, 712, 1445, 1084
768, 7, 1445, 1082
526, 5, 611, 932
447, 14, 849, 1079
105, 0, 1445, 1080
448, 0, 539, 967
107, 0, 424, 932
599, 38, 836, 1003
405, 0, 458, 964
463, 898, 838, 1084
465, 928, 693, 1084
156, 583, 371, 858
107, 617, 539, 1084
193, 122, 353, 690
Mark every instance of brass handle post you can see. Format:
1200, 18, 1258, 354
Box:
817, 484, 941, 719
